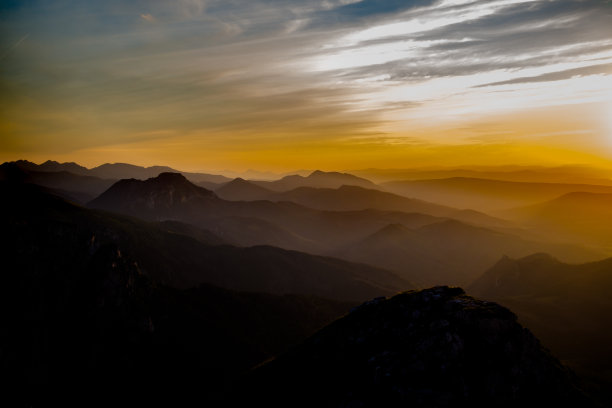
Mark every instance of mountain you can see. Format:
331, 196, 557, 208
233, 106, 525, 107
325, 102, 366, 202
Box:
352, 165, 612, 185
383, 177, 612, 212
269, 184, 511, 228
212, 181, 511, 229
2, 159, 232, 185
470, 254, 612, 402
215, 177, 274, 201
333, 219, 597, 287
0, 161, 116, 203
0, 190, 355, 403
90, 173, 601, 273
505, 192, 612, 251
89, 172, 221, 220
33, 159, 91, 175
237, 286, 593, 407
253, 170, 379, 191
8, 180, 408, 299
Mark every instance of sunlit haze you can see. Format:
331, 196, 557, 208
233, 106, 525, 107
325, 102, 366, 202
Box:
1, 0, 612, 172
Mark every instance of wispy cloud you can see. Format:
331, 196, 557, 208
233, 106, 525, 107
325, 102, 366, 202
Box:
1, 0, 611, 167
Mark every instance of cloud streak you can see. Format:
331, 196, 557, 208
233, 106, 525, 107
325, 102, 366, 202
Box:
1, 0, 611, 168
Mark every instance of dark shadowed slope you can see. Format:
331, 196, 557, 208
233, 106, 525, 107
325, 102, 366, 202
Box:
470, 254, 612, 403
237, 286, 593, 407
383, 177, 612, 212
6, 180, 408, 300
0, 189, 354, 404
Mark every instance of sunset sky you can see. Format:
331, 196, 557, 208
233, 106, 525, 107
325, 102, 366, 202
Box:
1, 0, 612, 172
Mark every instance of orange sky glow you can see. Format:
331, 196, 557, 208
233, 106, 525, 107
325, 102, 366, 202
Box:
1, 0, 612, 172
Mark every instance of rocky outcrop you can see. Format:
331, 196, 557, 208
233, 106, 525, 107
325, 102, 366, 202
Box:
238, 286, 593, 407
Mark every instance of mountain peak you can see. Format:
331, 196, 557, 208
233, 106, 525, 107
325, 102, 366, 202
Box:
241, 286, 590, 406
89, 172, 217, 219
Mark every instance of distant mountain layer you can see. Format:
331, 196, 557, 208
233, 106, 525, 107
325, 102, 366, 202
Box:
238, 286, 593, 407
0, 161, 116, 203
88, 173, 601, 286
5, 181, 410, 300
505, 192, 612, 250
352, 165, 612, 184
251, 169, 379, 191
332, 219, 599, 287
215, 178, 510, 228
383, 177, 612, 211
3, 159, 231, 184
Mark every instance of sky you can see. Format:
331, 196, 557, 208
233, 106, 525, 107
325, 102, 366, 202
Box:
1, 0, 612, 172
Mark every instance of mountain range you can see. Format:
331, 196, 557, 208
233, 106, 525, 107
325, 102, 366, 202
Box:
3, 159, 612, 405
88, 172, 601, 286
383, 177, 612, 212
5, 181, 408, 300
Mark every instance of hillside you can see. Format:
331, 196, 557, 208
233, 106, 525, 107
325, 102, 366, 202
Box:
6, 181, 410, 300
1, 205, 354, 404
237, 286, 593, 407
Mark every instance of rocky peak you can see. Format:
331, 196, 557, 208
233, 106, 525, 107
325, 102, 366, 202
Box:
88, 172, 217, 219
239, 286, 592, 407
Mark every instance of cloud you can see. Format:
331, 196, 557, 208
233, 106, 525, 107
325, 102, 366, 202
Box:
475, 62, 612, 87
140, 13, 156, 22
1, 0, 612, 161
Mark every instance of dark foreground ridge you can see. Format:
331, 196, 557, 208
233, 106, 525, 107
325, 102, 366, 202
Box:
238, 286, 594, 407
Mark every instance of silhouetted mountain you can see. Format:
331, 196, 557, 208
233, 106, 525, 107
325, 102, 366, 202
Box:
89, 173, 448, 253
155, 220, 229, 246
238, 286, 592, 407
10, 180, 407, 299
2, 159, 232, 186
215, 177, 274, 201
36, 159, 91, 175
0, 187, 355, 403
90, 173, 600, 273
253, 170, 378, 191
506, 192, 612, 250
89, 172, 221, 220
470, 254, 612, 403
334, 219, 600, 287
0, 161, 116, 203
383, 177, 612, 212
